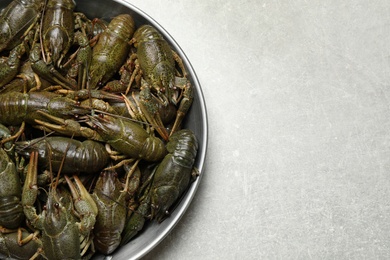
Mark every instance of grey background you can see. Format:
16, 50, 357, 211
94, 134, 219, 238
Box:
129, 0, 390, 259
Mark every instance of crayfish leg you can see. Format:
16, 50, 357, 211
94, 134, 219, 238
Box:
172, 50, 187, 78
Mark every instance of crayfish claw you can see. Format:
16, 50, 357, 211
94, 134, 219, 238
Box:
65, 175, 98, 236
21, 151, 42, 230
139, 87, 169, 141
34, 110, 103, 141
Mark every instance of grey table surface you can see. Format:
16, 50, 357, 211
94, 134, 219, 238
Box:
127, 0, 390, 259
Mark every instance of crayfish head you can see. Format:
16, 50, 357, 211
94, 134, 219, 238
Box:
96, 170, 121, 198
46, 27, 67, 66
87, 114, 121, 139
43, 189, 68, 236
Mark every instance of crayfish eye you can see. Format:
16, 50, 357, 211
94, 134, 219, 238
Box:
54, 203, 59, 208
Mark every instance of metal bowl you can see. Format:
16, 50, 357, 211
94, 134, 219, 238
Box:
0, 0, 207, 259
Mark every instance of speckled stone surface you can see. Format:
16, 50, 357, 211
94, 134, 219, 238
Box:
128, 1, 390, 259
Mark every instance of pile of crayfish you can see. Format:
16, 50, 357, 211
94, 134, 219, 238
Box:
0, 0, 199, 259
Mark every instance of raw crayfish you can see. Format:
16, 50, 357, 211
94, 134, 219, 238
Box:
121, 129, 198, 243
0, 147, 24, 229
88, 114, 167, 162
41, 0, 76, 67
89, 14, 135, 89
150, 129, 198, 222
16, 136, 110, 174
0, 0, 42, 52
129, 24, 194, 140
0, 91, 89, 126
92, 162, 141, 255
22, 151, 98, 259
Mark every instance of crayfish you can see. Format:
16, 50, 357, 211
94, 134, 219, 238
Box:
22, 151, 97, 259
128, 25, 194, 141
